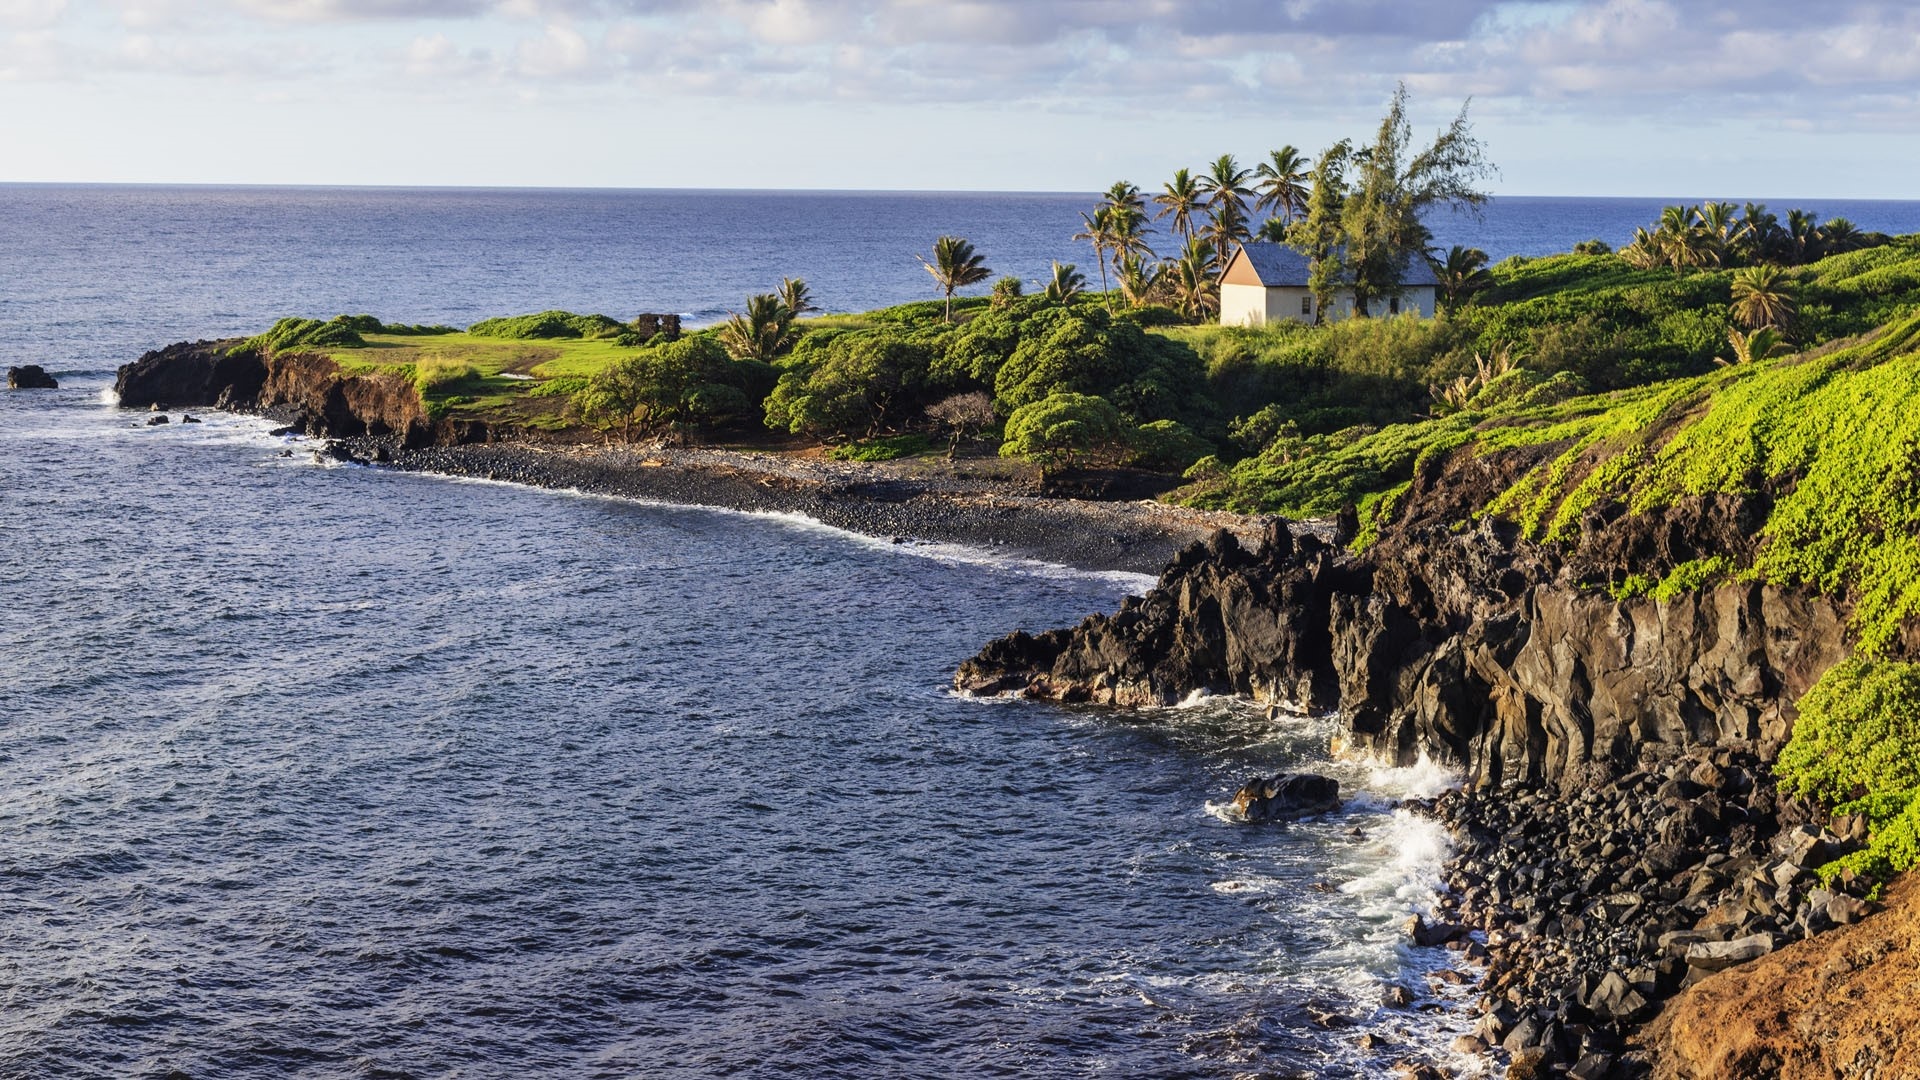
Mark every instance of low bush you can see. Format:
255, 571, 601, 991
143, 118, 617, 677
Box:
1777, 659, 1920, 883
826, 433, 937, 461
468, 310, 628, 340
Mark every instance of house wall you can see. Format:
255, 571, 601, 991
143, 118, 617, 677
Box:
1221, 284, 1318, 327
1329, 286, 1436, 320
1220, 283, 1270, 327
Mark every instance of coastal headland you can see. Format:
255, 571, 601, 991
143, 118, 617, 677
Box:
109, 221, 1920, 1078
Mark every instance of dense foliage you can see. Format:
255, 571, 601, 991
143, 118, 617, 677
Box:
468, 310, 629, 341
571, 336, 770, 440
1777, 659, 1920, 883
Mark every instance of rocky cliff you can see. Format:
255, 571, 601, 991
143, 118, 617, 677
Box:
955, 438, 1852, 790
115, 340, 474, 446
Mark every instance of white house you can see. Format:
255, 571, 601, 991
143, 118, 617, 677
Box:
1219, 242, 1440, 326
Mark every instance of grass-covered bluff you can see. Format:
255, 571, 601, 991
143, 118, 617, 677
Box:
231, 232, 1920, 473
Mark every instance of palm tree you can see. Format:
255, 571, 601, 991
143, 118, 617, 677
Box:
1655, 204, 1706, 271
1073, 207, 1115, 300
1785, 209, 1821, 264
919, 235, 992, 322
1106, 211, 1156, 278
1716, 326, 1788, 365
719, 293, 796, 363
1197, 154, 1254, 222
1432, 245, 1493, 311
1168, 237, 1219, 322
1820, 217, 1866, 255
1043, 261, 1086, 304
1199, 201, 1249, 268
1620, 227, 1664, 270
778, 277, 816, 318
1115, 254, 1163, 308
1102, 180, 1147, 220
1696, 201, 1746, 267
1730, 264, 1796, 330
1253, 146, 1311, 223
1154, 169, 1204, 244
1739, 203, 1781, 263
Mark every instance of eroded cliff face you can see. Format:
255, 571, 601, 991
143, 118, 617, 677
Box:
114, 341, 480, 447
955, 442, 1852, 788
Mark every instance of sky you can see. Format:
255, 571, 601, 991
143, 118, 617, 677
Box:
2, 0, 1918, 197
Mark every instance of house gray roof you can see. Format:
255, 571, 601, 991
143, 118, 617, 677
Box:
1229, 241, 1440, 288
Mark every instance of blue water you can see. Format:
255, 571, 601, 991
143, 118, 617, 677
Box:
3, 184, 1916, 1077
5, 184, 1919, 377
0, 390, 1465, 1078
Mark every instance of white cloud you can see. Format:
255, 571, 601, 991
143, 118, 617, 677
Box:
514, 21, 592, 76
0, 0, 66, 29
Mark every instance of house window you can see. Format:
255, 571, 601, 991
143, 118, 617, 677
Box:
1300, 296, 1312, 316
1389, 296, 1400, 314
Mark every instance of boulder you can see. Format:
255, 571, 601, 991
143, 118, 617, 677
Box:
1685, 932, 1779, 972
1231, 772, 1340, 820
6, 365, 57, 389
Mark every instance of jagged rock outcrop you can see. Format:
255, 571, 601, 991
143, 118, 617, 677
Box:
115, 340, 262, 409
114, 340, 482, 447
955, 443, 1851, 788
7, 364, 58, 389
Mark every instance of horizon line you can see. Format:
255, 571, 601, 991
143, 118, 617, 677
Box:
2, 180, 1918, 204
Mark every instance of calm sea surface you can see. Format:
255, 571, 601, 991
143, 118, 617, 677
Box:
2, 185, 1917, 1078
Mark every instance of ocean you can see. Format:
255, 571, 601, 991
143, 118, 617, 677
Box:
2, 185, 1917, 1078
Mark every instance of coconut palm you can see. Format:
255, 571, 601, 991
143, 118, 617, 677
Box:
1197, 154, 1254, 221
1168, 237, 1219, 321
1730, 264, 1796, 331
1785, 209, 1821, 264
1154, 169, 1204, 244
778, 277, 816, 319
1115, 254, 1163, 308
1043, 261, 1086, 304
1696, 201, 1746, 268
1253, 145, 1311, 223
1432, 245, 1493, 311
1102, 180, 1147, 220
919, 235, 992, 322
1738, 203, 1781, 263
1199, 201, 1249, 268
1105, 211, 1156, 277
1620, 227, 1663, 270
1073, 207, 1115, 300
719, 293, 796, 363
1654, 204, 1708, 271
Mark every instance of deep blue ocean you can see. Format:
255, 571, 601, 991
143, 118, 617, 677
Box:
2, 185, 1918, 1078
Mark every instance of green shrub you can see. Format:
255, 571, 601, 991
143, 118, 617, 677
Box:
236, 316, 366, 355
527, 376, 589, 398
826, 433, 936, 461
1129, 419, 1213, 472
999, 391, 1127, 476
412, 358, 481, 395
468, 310, 627, 340
1777, 658, 1920, 883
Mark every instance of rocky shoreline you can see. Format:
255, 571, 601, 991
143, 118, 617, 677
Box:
112, 337, 1262, 575
362, 440, 1263, 576
1419, 742, 1875, 1078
